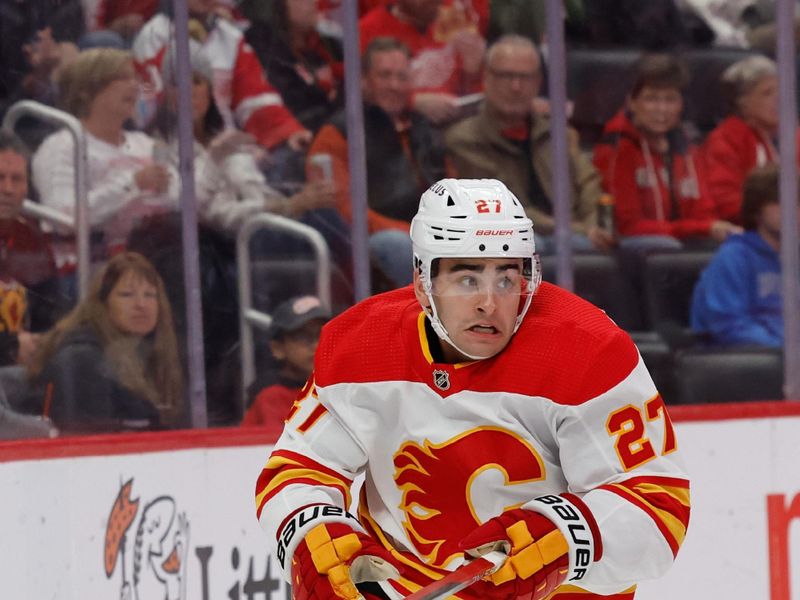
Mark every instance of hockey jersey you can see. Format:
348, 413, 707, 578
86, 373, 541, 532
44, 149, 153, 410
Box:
133, 14, 304, 149
255, 284, 690, 599
359, 6, 480, 96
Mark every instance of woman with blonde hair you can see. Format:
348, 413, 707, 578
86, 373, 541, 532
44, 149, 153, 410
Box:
26, 252, 183, 433
32, 47, 178, 267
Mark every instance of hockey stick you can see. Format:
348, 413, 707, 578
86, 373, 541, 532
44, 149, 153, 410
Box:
402, 551, 507, 600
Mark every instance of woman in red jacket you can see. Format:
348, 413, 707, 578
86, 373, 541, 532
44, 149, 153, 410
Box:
703, 55, 800, 223
594, 53, 740, 252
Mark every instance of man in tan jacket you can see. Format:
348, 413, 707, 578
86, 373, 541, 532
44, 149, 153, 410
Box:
445, 34, 614, 253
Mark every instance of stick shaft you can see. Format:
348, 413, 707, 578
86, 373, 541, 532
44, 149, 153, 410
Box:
403, 551, 506, 600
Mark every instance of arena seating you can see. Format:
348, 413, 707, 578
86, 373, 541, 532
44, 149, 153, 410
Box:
539, 253, 644, 331
674, 347, 784, 403
641, 250, 714, 350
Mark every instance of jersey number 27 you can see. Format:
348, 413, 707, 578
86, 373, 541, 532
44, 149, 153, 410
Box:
606, 394, 677, 471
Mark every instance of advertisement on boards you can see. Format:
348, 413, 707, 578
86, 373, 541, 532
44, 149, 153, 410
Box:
1, 438, 286, 599
1, 404, 800, 599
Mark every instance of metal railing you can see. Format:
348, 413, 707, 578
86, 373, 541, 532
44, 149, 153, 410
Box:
236, 213, 332, 412
21, 199, 75, 230
2, 100, 91, 298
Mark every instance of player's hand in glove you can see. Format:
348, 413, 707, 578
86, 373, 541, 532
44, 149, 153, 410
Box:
292, 522, 401, 600
459, 508, 570, 600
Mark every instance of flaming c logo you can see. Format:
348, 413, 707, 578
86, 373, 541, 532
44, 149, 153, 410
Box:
393, 428, 545, 568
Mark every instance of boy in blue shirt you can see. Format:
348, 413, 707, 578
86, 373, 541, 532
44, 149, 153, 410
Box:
691, 164, 798, 347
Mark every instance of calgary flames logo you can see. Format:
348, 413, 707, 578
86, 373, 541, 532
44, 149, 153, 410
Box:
393, 428, 545, 568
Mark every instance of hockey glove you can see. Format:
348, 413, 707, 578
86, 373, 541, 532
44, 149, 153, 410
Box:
291, 522, 401, 600
459, 495, 601, 600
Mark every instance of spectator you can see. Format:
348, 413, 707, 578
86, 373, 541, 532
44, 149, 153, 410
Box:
445, 35, 613, 254
0, 132, 62, 368
704, 55, 800, 223
360, 0, 485, 124
92, 0, 159, 47
150, 40, 351, 325
691, 164, 797, 347
593, 53, 741, 252
32, 48, 179, 266
17, 28, 81, 114
307, 37, 448, 288
0, 0, 84, 119
242, 295, 329, 428
154, 40, 339, 239
244, 0, 344, 133
133, 0, 311, 151
24, 252, 183, 433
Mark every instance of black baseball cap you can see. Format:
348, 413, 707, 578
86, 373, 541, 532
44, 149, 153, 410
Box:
268, 296, 330, 339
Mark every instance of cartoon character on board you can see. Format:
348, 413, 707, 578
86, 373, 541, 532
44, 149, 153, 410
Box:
104, 478, 190, 600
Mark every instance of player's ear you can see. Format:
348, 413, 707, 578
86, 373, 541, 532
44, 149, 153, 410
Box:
413, 270, 430, 309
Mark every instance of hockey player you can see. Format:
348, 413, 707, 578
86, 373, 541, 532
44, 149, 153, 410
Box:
255, 178, 690, 600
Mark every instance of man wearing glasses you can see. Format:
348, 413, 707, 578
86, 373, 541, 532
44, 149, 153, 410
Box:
256, 178, 689, 600
445, 35, 614, 254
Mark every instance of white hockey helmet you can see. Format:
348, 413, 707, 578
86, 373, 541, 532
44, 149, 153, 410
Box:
410, 178, 541, 359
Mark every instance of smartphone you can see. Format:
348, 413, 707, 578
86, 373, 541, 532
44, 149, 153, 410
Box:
309, 153, 333, 182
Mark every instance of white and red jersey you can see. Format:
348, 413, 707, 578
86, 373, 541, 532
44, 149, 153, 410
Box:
359, 6, 481, 96
132, 14, 304, 149
255, 284, 690, 599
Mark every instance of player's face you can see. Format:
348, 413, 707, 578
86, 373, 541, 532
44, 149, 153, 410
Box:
419, 257, 524, 362
628, 85, 683, 137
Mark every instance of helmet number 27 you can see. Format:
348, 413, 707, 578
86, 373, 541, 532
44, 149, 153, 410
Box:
475, 199, 502, 213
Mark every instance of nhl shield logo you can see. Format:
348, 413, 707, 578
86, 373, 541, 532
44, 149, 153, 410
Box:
433, 369, 450, 391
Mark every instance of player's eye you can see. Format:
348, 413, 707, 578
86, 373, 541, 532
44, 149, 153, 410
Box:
457, 275, 479, 289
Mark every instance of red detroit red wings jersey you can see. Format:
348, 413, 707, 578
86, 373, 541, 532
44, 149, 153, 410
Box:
256, 284, 690, 599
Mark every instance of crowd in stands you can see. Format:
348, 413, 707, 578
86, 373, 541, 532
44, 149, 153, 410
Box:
0, 0, 797, 438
